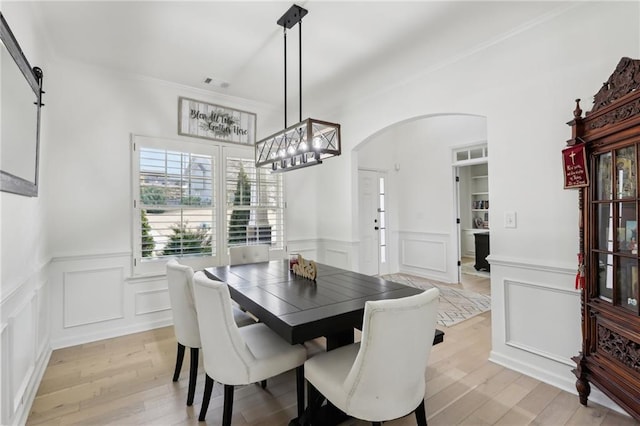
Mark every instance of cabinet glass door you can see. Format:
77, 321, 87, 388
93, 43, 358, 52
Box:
597, 252, 614, 302
596, 203, 613, 252
616, 202, 637, 254
593, 148, 640, 313
596, 152, 612, 200
615, 146, 636, 199
618, 257, 639, 311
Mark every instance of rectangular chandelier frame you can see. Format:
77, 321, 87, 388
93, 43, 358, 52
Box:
255, 118, 341, 173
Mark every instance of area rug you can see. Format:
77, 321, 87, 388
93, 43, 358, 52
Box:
382, 273, 491, 327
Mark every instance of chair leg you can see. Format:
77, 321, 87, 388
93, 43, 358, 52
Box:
261, 379, 267, 389
300, 381, 325, 425
372, 423, 382, 426
222, 384, 235, 426
172, 343, 185, 382
295, 365, 305, 418
187, 347, 199, 406
414, 399, 428, 426
198, 374, 214, 421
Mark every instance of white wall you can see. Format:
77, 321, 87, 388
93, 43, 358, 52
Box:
0, 3, 53, 424
295, 1, 639, 414
42, 57, 280, 349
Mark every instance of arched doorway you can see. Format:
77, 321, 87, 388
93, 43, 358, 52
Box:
353, 113, 486, 281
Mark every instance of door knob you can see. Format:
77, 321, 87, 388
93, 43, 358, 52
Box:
374, 226, 379, 230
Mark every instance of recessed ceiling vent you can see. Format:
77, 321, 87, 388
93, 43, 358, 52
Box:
203, 77, 229, 88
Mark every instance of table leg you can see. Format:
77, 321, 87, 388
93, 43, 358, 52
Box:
290, 382, 348, 426
325, 329, 354, 351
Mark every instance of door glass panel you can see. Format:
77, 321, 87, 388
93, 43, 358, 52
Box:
597, 203, 613, 252
617, 202, 637, 254
596, 152, 612, 200
456, 151, 468, 162
597, 252, 614, 301
470, 148, 483, 159
618, 257, 639, 312
615, 146, 636, 199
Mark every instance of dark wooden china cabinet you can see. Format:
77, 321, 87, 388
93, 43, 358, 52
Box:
567, 57, 640, 421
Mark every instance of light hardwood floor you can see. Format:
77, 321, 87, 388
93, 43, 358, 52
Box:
27, 274, 637, 426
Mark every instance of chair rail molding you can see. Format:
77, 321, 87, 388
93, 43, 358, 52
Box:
487, 254, 575, 276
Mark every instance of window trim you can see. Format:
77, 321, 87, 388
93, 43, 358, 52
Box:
131, 135, 286, 276
132, 135, 219, 276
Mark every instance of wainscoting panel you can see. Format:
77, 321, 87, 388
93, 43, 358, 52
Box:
289, 239, 357, 271
51, 253, 173, 349
8, 295, 36, 414
1, 322, 8, 425
484, 256, 618, 411
325, 248, 350, 269
135, 289, 171, 316
0, 260, 52, 426
397, 231, 454, 282
289, 248, 318, 260
504, 279, 581, 365
63, 267, 125, 328
286, 240, 318, 263
401, 239, 446, 271
36, 282, 49, 358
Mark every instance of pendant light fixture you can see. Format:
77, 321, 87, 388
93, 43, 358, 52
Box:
255, 4, 341, 173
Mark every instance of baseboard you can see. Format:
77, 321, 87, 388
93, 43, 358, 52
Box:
489, 350, 629, 417
51, 318, 173, 350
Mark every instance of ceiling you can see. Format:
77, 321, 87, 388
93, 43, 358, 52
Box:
26, 1, 571, 116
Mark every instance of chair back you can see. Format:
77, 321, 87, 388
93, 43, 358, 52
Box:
342, 287, 440, 420
166, 259, 201, 348
192, 271, 255, 385
229, 245, 269, 265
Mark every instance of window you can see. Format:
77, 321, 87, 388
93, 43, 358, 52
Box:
378, 176, 387, 264
132, 137, 285, 275
453, 143, 488, 165
225, 151, 284, 250
133, 136, 216, 275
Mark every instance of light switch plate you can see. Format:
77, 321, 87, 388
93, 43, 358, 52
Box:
505, 211, 517, 228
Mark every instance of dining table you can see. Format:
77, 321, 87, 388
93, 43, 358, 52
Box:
204, 259, 444, 350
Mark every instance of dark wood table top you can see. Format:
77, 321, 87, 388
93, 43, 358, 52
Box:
204, 259, 444, 348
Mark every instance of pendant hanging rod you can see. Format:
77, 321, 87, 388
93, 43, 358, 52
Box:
283, 27, 287, 128
299, 19, 302, 123
277, 4, 307, 128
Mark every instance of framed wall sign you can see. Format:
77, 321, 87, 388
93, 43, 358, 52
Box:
178, 97, 256, 145
562, 143, 589, 189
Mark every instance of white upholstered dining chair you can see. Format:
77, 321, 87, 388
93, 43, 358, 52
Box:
303, 287, 440, 426
228, 244, 269, 265
165, 259, 255, 406
192, 271, 307, 424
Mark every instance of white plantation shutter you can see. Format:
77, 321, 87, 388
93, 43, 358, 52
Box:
132, 137, 286, 275
133, 136, 217, 275
225, 156, 284, 250
138, 147, 215, 257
